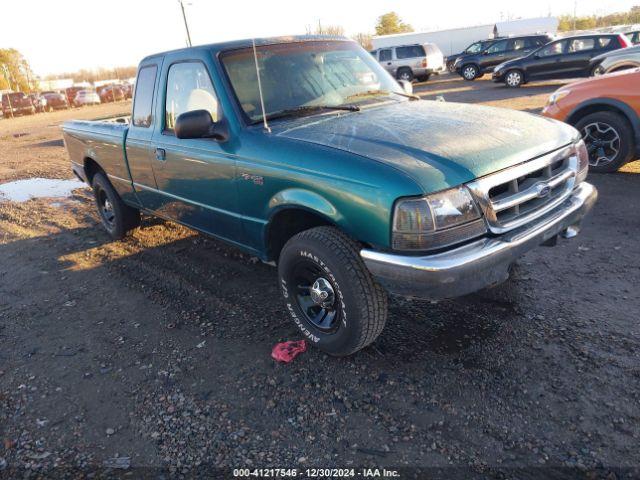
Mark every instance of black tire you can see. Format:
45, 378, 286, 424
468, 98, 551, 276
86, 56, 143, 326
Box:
504, 69, 524, 88
278, 226, 388, 356
419, 73, 431, 82
396, 67, 414, 82
92, 172, 140, 240
461, 64, 479, 81
574, 111, 634, 173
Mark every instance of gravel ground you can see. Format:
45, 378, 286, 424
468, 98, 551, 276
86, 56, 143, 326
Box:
0, 77, 639, 479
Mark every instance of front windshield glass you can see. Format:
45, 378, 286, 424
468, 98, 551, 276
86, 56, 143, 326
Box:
220, 40, 404, 123
465, 42, 483, 53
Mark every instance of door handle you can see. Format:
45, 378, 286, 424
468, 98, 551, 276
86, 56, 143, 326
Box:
387, 62, 392, 65
155, 148, 166, 161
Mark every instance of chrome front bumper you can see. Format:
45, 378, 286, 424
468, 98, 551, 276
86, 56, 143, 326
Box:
361, 182, 597, 299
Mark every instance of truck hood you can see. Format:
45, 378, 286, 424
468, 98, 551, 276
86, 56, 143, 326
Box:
275, 100, 578, 192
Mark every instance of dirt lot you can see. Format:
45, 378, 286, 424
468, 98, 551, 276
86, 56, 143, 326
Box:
0, 77, 639, 478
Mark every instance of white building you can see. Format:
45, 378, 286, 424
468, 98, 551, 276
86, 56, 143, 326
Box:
372, 17, 559, 57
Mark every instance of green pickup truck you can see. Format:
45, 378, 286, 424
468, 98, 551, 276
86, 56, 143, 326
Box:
63, 36, 597, 356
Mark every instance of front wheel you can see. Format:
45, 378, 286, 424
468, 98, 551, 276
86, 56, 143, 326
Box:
92, 172, 141, 239
575, 111, 634, 173
461, 64, 479, 81
504, 69, 523, 88
278, 227, 388, 356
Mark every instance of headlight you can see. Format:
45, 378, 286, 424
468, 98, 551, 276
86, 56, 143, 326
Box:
392, 186, 487, 251
547, 89, 570, 106
575, 139, 589, 184
454, 58, 462, 66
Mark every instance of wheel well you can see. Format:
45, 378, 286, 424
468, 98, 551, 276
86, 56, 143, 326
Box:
567, 104, 633, 129
266, 209, 333, 262
609, 64, 638, 73
83, 157, 103, 184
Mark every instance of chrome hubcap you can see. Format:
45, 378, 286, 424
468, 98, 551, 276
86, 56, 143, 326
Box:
310, 277, 335, 308
507, 72, 520, 86
582, 122, 620, 167
463, 67, 476, 79
99, 191, 115, 227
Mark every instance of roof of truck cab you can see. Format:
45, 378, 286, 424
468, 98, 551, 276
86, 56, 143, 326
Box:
140, 35, 352, 62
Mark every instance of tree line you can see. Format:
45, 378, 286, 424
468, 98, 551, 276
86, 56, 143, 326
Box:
558, 5, 640, 31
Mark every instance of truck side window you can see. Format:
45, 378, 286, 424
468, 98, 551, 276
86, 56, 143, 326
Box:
132, 65, 157, 127
165, 62, 219, 132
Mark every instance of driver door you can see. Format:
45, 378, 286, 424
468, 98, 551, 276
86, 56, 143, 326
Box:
149, 57, 240, 241
526, 40, 568, 80
480, 39, 509, 71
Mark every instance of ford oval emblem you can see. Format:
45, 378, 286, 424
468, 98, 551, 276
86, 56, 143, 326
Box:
538, 185, 551, 198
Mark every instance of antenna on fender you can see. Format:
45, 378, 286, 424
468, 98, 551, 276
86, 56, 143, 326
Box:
252, 38, 271, 133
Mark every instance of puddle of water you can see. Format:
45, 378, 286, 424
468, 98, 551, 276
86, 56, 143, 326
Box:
0, 178, 87, 203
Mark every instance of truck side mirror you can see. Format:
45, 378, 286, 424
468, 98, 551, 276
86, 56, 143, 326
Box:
175, 110, 229, 142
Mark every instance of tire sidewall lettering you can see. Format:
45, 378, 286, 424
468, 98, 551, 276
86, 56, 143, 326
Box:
279, 249, 349, 344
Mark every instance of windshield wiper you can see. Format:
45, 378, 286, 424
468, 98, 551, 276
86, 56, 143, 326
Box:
261, 104, 360, 122
346, 90, 420, 101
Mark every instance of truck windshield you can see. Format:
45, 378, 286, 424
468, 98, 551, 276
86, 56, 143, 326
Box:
220, 41, 404, 123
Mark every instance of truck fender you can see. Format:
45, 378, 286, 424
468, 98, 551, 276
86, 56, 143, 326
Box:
267, 188, 342, 223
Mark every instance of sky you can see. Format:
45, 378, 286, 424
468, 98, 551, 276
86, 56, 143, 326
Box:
0, 0, 635, 76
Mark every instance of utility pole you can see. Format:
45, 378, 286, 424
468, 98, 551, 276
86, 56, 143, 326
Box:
573, 0, 577, 31
179, 0, 192, 47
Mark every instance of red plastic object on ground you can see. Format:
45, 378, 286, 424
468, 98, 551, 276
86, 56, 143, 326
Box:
271, 340, 307, 363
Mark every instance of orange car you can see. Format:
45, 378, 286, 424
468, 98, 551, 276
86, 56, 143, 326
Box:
542, 68, 640, 172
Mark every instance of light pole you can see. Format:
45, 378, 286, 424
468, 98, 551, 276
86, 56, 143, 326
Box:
179, 0, 192, 47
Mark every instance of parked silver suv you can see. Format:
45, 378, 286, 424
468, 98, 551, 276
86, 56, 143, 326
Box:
371, 43, 444, 82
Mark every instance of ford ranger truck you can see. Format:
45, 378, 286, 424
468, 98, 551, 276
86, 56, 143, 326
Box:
62, 36, 597, 356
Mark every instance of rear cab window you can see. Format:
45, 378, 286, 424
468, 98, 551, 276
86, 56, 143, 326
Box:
132, 65, 158, 128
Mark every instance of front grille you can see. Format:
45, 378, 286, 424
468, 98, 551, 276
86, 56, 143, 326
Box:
467, 145, 579, 234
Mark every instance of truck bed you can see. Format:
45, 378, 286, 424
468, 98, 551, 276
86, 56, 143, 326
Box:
62, 116, 131, 187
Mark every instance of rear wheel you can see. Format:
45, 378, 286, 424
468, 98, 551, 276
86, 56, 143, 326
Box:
575, 111, 634, 173
92, 172, 140, 239
461, 64, 479, 81
396, 67, 414, 82
278, 227, 388, 356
